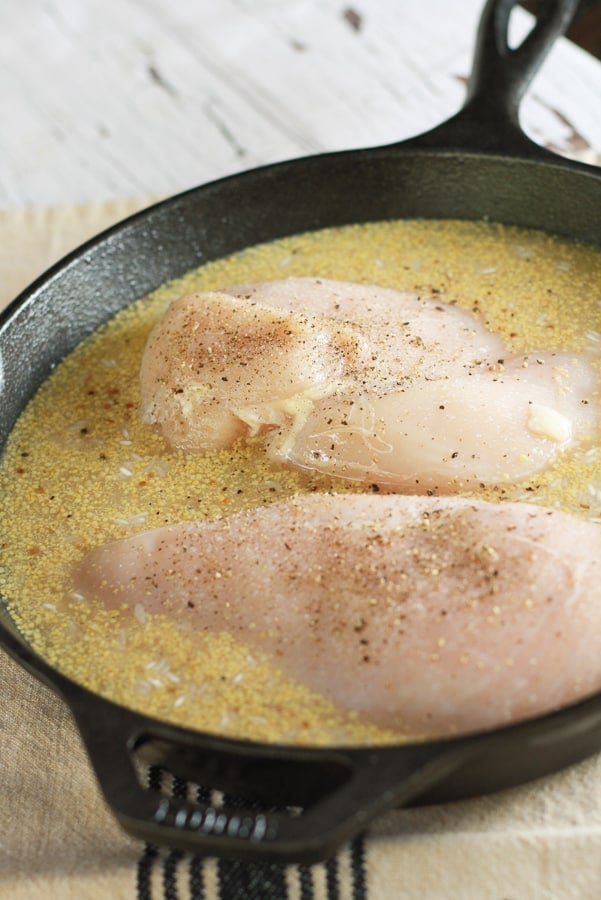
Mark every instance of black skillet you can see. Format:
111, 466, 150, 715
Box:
1, 0, 600, 865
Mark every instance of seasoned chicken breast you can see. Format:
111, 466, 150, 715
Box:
73, 494, 601, 737
277, 354, 596, 492
140, 278, 597, 492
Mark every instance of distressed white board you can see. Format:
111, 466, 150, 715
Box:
0, 0, 599, 208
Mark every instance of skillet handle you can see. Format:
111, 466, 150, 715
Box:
403, 0, 580, 155
70, 694, 479, 864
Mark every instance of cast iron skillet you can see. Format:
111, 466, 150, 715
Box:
1, 0, 600, 864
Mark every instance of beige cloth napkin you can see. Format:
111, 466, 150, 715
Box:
1, 199, 601, 900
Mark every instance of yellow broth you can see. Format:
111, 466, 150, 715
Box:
1, 218, 601, 746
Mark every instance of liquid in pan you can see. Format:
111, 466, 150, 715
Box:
2, 218, 601, 745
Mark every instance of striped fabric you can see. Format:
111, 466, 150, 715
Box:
136, 766, 368, 900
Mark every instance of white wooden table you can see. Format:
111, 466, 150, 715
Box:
0, 0, 600, 212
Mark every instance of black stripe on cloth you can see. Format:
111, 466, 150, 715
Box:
188, 785, 212, 899
136, 765, 164, 900
217, 858, 289, 899
298, 863, 315, 900
137, 842, 160, 900
325, 853, 340, 900
188, 854, 207, 900
162, 777, 187, 899
163, 849, 184, 900
349, 834, 368, 900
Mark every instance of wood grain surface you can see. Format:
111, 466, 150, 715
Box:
0, 0, 599, 210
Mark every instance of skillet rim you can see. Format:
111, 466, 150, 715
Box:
1, 144, 600, 729
1, 141, 600, 787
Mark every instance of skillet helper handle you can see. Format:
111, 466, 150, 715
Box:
405, 0, 580, 155
70, 697, 478, 863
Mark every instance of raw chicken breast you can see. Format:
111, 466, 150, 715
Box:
73, 493, 601, 737
226, 277, 503, 383
140, 277, 597, 490
140, 277, 503, 450
277, 354, 596, 492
